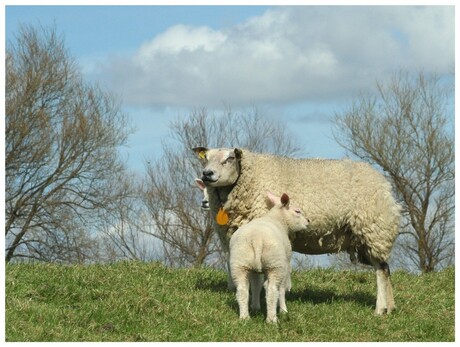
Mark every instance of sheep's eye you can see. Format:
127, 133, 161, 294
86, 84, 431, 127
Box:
295, 209, 301, 214
223, 156, 235, 164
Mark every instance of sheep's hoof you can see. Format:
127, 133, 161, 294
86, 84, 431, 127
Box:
380, 308, 396, 315
374, 307, 388, 315
387, 305, 396, 314
266, 317, 278, 324
279, 311, 290, 323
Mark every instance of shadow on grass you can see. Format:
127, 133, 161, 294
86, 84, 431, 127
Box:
288, 286, 375, 308
194, 273, 228, 292
194, 273, 375, 312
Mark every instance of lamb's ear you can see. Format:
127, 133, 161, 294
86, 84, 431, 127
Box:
266, 191, 278, 208
192, 147, 208, 160
234, 148, 243, 159
280, 193, 290, 208
195, 178, 206, 191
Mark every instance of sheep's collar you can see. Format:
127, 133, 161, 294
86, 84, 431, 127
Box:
216, 155, 241, 225
214, 181, 238, 226
215, 188, 226, 207
214, 172, 241, 207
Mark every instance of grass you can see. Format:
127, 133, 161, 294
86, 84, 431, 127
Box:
5, 261, 455, 342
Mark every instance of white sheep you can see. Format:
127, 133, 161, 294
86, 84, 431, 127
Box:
192, 147, 401, 315
230, 192, 309, 323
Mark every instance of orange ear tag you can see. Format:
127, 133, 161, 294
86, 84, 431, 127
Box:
216, 208, 229, 225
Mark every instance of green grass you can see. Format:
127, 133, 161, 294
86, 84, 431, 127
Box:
5, 262, 455, 342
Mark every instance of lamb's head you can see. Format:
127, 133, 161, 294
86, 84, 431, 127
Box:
267, 192, 310, 232
192, 147, 242, 187
195, 178, 210, 211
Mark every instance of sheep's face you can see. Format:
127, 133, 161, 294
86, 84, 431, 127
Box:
192, 147, 242, 187
283, 205, 310, 233
267, 192, 310, 232
195, 178, 210, 211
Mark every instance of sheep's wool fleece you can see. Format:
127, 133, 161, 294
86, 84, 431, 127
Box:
230, 213, 291, 275
210, 150, 401, 263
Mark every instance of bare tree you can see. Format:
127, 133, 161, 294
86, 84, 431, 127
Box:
141, 108, 302, 267
334, 71, 454, 273
96, 172, 161, 263
5, 25, 132, 263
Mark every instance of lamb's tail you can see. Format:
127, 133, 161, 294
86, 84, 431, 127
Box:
252, 240, 263, 273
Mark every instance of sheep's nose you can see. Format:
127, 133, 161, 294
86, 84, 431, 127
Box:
202, 169, 214, 180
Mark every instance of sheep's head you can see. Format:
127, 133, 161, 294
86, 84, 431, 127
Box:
195, 178, 210, 211
266, 191, 310, 232
192, 147, 242, 187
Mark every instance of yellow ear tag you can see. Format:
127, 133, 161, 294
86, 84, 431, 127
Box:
198, 151, 206, 159
216, 208, 229, 225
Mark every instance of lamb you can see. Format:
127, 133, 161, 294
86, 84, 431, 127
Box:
195, 178, 210, 211
192, 147, 401, 315
196, 177, 267, 311
230, 192, 309, 323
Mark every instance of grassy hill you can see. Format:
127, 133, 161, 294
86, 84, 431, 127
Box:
5, 261, 455, 342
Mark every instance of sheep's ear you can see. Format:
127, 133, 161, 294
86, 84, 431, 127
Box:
192, 147, 208, 160
195, 178, 206, 191
234, 148, 243, 159
266, 191, 278, 208
280, 193, 290, 208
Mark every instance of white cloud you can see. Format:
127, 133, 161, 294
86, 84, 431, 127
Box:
93, 6, 454, 108
136, 25, 227, 60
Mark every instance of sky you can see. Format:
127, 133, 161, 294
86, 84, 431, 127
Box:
5, 3, 455, 173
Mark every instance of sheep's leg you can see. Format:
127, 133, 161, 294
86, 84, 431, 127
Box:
374, 261, 393, 315
384, 263, 396, 313
219, 235, 235, 291
234, 269, 250, 320
265, 273, 280, 323
285, 264, 292, 292
278, 286, 288, 314
249, 272, 263, 312
226, 257, 236, 290
278, 272, 289, 314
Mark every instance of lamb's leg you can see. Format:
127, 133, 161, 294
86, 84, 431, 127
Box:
249, 272, 263, 312
374, 261, 393, 315
285, 264, 292, 292
278, 272, 289, 314
278, 286, 288, 314
233, 269, 250, 319
265, 272, 280, 323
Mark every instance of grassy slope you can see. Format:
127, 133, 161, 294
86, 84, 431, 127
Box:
5, 262, 455, 342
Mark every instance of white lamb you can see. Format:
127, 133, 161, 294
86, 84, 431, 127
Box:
230, 192, 310, 323
195, 178, 210, 211
196, 177, 267, 311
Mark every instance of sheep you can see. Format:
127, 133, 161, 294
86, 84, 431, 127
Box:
192, 147, 401, 315
195, 178, 210, 211
230, 192, 309, 323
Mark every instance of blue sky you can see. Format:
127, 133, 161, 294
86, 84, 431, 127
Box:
5, 4, 456, 172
